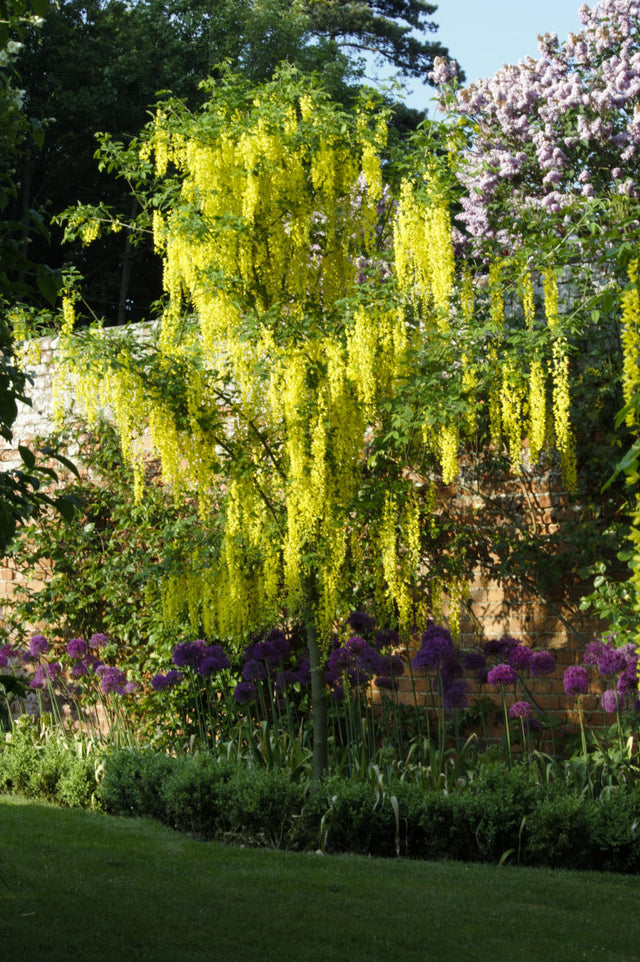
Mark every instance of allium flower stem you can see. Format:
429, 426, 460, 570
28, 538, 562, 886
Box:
577, 694, 588, 761
501, 689, 512, 767
543, 678, 557, 757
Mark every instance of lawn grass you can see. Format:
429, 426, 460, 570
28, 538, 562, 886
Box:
1, 795, 639, 962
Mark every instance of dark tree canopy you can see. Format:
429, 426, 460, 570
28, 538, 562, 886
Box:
303, 0, 453, 79
12, 0, 457, 324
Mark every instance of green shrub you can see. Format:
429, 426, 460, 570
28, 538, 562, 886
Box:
99, 748, 178, 819
159, 753, 236, 837
317, 778, 400, 857
224, 767, 308, 848
6, 733, 640, 873
591, 787, 640, 873
0, 729, 39, 794
57, 754, 101, 809
523, 792, 594, 869
467, 763, 543, 862
0, 728, 102, 808
401, 785, 476, 862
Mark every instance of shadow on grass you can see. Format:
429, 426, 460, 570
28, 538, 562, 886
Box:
1, 795, 638, 962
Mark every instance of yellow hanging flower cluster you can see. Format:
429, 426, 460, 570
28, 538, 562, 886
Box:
500, 360, 524, 470
487, 262, 504, 451
621, 259, 640, 427
393, 177, 455, 328
543, 269, 576, 491
439, 423, 459, 485
60, 72, 592, 650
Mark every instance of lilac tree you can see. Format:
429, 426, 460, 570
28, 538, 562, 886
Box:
432, 0, 640, 253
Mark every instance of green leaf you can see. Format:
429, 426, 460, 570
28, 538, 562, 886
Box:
18, 445, 36, 470
0, 674, 28, 698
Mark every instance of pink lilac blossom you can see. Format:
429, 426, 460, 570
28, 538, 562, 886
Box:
435, 0, 640, 245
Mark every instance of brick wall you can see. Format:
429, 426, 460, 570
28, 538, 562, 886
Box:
0, 331, 616, 729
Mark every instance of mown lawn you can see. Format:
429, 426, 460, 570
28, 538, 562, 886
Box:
1, 795, 639, 962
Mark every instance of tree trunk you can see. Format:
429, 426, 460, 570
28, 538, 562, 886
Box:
116, 197, 139, 325
304, 579, 328, 782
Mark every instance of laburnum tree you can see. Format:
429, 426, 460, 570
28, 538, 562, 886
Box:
54, 65, 615, 777
13, 0, 457, 323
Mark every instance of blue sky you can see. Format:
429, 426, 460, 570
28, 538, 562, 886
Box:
381, 0, 596, 110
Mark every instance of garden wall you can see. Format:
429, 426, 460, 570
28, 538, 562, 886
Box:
0, 330, 612, 726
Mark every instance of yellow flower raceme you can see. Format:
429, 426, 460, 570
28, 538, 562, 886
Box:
544, 269, 576, 491
621, 259, 640, 426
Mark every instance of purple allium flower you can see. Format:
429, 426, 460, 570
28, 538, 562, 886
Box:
463, 651, 487, 671
584, 640, 605, 666
263, 629, 290, 665
233, 681, 257, 705
508, 645, 532, 671
601, 688, 620, 713
172, 640, 206, 670
373, 628, 400, 650
617, 663, 638, 695
440, 653, 464, 686
165, 669, 184, 687
70, 660, 89, 678
328, 636, 383, 680
412, 625, 454, 671
484, 636, 519, 658
347, 610, 376, 634
327, 645, 351, 673
1, 644, 20, 664
89, 633, 110, 648
324, 667, 340, 687
30, 667, 46, 689
563, 665, 590, 696
275, 669, 299, 691
151, 669, 184, 692
29, 634, 49, 658
296, 653, 311, 686
66, 637, 87, 660
0, 652, 7, 669
374, 675, 398, 690
380, 652, 405, 679
593, 643, 626, 675
30, 662, 61, 689
99, 667, 127, 694
198, 645, 231, 676
530, 650, 556, 677
242, 659, 267, 682
509, 700, 533, 719
487, 664, 517, 687
443, 678, 471, 711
